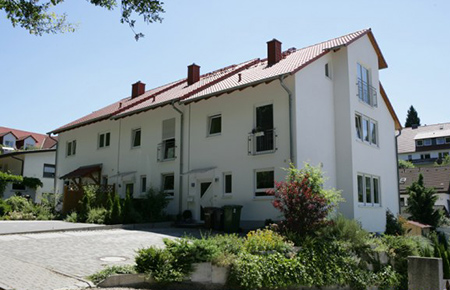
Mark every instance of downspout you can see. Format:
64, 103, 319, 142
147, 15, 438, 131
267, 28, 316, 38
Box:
171, 101, 184, 216
279, 75, 295, 166
116, 118, 122, 194
51, 134, 58, 194
395, 129, 402, 214
11, 156, 24, 176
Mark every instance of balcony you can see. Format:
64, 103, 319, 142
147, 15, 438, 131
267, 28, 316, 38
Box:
248, 128, 277, 155
357, 78, 377, 107
157, 139, 176, 162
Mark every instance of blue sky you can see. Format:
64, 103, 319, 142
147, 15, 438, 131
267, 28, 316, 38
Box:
1, 0, 449, 134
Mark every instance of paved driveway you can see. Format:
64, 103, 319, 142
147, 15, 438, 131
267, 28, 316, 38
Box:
0, 227, 202, 290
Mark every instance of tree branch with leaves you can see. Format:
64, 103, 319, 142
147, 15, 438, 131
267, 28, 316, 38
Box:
0, 0, 164, 40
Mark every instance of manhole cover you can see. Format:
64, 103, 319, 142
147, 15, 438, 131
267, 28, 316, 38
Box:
99, 256, 127, 262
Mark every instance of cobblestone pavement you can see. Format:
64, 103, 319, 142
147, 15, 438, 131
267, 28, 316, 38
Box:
0, 228, 202, 290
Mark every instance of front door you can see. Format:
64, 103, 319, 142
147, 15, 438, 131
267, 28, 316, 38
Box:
199, 181, 213, 221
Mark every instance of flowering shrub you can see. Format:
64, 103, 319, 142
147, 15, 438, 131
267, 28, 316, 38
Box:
268, 163, 343, 237
244, 228, 293, 254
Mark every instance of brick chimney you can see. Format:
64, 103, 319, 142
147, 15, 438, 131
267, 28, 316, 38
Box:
187, 64, 200, 85
267, 39, 282, 66
131, 81, 145, 99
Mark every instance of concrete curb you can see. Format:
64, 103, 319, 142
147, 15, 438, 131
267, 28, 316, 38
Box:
0, 221, 173, 236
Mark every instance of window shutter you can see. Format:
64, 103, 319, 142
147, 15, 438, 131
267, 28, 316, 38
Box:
162, 118, 176, 140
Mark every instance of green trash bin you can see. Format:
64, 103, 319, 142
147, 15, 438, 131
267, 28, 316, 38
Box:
222, 205, 243, 233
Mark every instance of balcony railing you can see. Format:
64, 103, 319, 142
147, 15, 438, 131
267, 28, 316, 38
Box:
157, 139, 176, 162
248, 128, 277, 155
357, 78, 377, 107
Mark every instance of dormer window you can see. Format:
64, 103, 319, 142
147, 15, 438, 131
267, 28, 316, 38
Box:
416, 140, 423, 147
423, 139, 432, 146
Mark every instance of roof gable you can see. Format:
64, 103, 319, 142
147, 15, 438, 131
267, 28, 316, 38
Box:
0, 127, 56, 149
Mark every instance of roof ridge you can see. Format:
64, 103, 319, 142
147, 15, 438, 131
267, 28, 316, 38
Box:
179, 58, 261, 101
112, 78, 187, 117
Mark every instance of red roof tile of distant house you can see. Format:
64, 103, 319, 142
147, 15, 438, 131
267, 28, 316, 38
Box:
0, 127, 57, 149
50, 28, 397, 134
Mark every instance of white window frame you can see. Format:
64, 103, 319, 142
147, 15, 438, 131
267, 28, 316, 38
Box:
223, 172, 232, 196
355, 113, 378, 146
416, 140, 423, 147
254, 168, 275, 198
325, 62, 332, 79
43, 164, 55, 178
162, 173, 175, 198
98, 132, 111, 149
357, 173, 381, 207
66, 140, 76, 157
131, 128, 141, 148
207, 114, 222, 137
437, 138, 446, 145
140, 175, 147, 193
357, 62, 377, 107
421, 154, 431, 160
423, 139, 432, 146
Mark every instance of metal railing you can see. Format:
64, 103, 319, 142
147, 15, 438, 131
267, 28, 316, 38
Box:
248, 128, 277, 155
157, 139, 176, 162
357, 78, 377, 107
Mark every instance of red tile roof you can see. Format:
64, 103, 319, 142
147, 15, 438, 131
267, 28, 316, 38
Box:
0, 127, 57, 149
51, 28, 392, 134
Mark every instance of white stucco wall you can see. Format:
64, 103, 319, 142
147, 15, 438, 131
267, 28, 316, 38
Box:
23, 151, 56, 202
347, 35, 399, 232
294, 53, 337, 190
185, 79, 292, 223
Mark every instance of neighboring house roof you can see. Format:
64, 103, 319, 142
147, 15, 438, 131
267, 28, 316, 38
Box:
0, 127, 57, 149
0, 131, 18, 138
0, 148, 56, 159
398, 122, 450, 154
399, 166, 450, 194
50, 28, 396, 135
16, 135, 38, 142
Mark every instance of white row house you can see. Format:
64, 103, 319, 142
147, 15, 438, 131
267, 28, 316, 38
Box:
50, 29, 401, 232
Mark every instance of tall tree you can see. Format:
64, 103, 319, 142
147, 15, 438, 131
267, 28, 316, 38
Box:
405, 105, 421, 128
0, 0, 164, 40
406, 174, 442, 228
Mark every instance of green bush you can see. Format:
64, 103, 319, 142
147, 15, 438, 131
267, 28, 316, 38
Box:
385, 210, 405, 236
122, 191, 142, 224
135, 246, 185, 282
140, 187, 169, 222
5, 196, 34, 213
243, 228, 293, 255
0, 199, 12, 217
108, 194, 122, 224
318, 215, 374, 264
377, 235, 427, 290
88, 265, 136, 284
86, 207, 108, 224
64, 212, 78, 223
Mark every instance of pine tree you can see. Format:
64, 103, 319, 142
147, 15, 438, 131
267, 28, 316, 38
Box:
405, 105, 421, 128
406, 174, 442, 228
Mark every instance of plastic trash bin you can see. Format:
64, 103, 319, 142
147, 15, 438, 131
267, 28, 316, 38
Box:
203, 207, 217, 229
213, 208, 224, 231
222, 205, 243, 233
